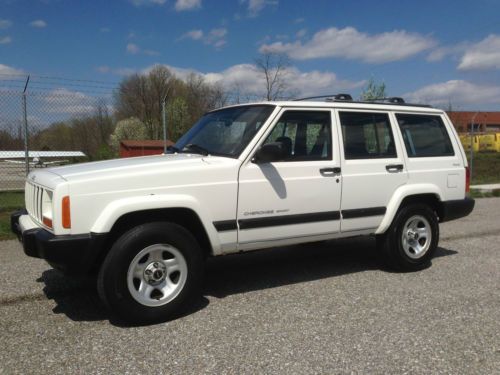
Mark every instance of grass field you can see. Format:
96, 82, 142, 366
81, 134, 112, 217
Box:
0, 153, 498, 241
0, 191, 24, 240
467, 152, 500, 185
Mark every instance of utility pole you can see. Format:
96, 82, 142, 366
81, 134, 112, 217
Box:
22, 75, 30, 176
162, 95, 168, 154
469, 111, 479, 180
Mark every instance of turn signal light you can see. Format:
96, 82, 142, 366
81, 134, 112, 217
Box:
62, 196, 71, 229
42, 216, 53, 229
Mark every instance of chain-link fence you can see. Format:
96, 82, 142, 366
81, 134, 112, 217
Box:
0, 88, 115, 210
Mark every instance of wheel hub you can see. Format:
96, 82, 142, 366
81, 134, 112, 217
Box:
144, 261, 167, 285
407, 229, 419, 241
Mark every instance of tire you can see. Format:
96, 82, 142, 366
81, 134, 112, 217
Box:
377, 204, 439, 271
97, 222, 204, 324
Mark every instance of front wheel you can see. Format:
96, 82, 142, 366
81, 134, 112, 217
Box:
97, 222, 204, 324
377, 204, 439, 271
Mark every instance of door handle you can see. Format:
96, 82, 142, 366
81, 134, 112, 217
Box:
320, 167, 341, 176
386, 164, 404, 173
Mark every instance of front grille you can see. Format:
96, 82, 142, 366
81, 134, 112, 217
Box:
26, 182, 45, 224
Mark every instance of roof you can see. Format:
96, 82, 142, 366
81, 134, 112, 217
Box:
120, 139, 174, 148
447, 112, 500, 125
212, 101, 443, 114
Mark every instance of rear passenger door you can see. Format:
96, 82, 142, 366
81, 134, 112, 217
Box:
336, 110, 408, 232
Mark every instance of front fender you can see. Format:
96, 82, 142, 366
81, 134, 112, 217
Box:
375, 184, 443, 234
90, 194, 221, 253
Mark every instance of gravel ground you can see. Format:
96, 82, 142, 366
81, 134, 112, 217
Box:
0, 198, 499, 374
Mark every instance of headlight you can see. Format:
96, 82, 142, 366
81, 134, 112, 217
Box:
42, 190, 53, 229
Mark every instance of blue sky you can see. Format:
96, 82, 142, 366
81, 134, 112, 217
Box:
1, 0, 500, 109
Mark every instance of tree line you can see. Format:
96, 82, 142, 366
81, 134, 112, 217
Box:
0, 53, 388, 160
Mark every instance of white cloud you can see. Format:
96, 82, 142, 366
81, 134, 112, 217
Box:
96, 66, 110, 74
244, 0, 278, 17
426, 43, 468, 62
44, 88, 96, 115
458, 34, 500, 70
405, 80, 500, 106
175, 0, 201, 11
30, 20, 47, 28
296, 28, 307, 38
0, 64, 25, 79
143, 49, 160, 56
260, 26, 435, 63
0, 36, 12, 44
0, 19, 12, 29
179, 27, 227, 49
141, 62, 364, 98
126, 43, 140, 54
129, 0, 166, 6
180, 29, 204, 41
126, 42, 159, 56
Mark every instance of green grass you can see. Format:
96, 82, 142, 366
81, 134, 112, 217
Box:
470, 189, 500, 199
0, 191, 24, 241
467, 152, 500, 185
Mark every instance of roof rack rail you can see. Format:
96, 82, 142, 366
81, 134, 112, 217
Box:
293, 93, 353, 101
291, 94, 432, 108
364, 97, 405, 104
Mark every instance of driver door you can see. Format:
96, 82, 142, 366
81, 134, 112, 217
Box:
237, 109, 342, 249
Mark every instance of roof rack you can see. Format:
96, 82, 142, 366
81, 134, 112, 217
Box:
293, 94, 353, 101
292, 93, 432, 108
364, 97, 405, 104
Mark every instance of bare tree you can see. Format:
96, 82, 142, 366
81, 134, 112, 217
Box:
360, 78, 387, 100
115, 65, 178, 140
115, 67, 228, 142
255, 52, 290, 101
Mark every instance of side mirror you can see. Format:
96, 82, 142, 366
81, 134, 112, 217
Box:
253, 142, 286, 163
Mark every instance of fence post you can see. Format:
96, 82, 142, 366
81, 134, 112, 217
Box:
22, 75, 30, 176
162, 95, 168, 153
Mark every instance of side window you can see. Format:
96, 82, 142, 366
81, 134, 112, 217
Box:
263, 111, 332, 161
396, 114, 454, 157
339, 112, 396, 159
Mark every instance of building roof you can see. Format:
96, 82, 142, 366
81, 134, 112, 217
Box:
120, 139, 174, 148
447, 112, 500, 125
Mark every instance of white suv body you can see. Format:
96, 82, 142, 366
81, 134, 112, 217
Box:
12, 99, 474, 323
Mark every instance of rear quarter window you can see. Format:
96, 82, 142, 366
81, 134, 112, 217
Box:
396, 114, 454, 157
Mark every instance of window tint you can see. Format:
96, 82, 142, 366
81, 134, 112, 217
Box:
396, 114, 454, 157
263, 111, 332, 161
339, 112, 396, 159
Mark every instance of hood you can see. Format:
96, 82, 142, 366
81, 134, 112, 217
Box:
48, 153, 206, 182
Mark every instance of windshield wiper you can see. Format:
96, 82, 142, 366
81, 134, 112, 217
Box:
167, 145, 180, 153
182, 143, 210, 156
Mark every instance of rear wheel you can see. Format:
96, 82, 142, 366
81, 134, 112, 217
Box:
97, 222, 204, 324
378, 204, 439, 271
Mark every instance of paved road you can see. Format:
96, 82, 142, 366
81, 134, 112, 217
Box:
1, 199, 499, 374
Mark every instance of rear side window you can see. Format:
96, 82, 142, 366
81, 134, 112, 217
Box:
339, 112, 396, 159
396, 114, 454, 157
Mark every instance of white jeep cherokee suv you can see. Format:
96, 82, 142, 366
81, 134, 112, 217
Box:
12, 95, 474, 323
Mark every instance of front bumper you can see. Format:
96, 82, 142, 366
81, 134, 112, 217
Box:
439, 197, 475, 222
11, 210, 107, 275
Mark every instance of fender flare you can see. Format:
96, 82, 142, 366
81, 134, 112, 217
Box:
90, 194, 222, 253
375, 184, 443, 234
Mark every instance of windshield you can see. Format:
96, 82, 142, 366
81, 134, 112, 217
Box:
174, 105, 276, 158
